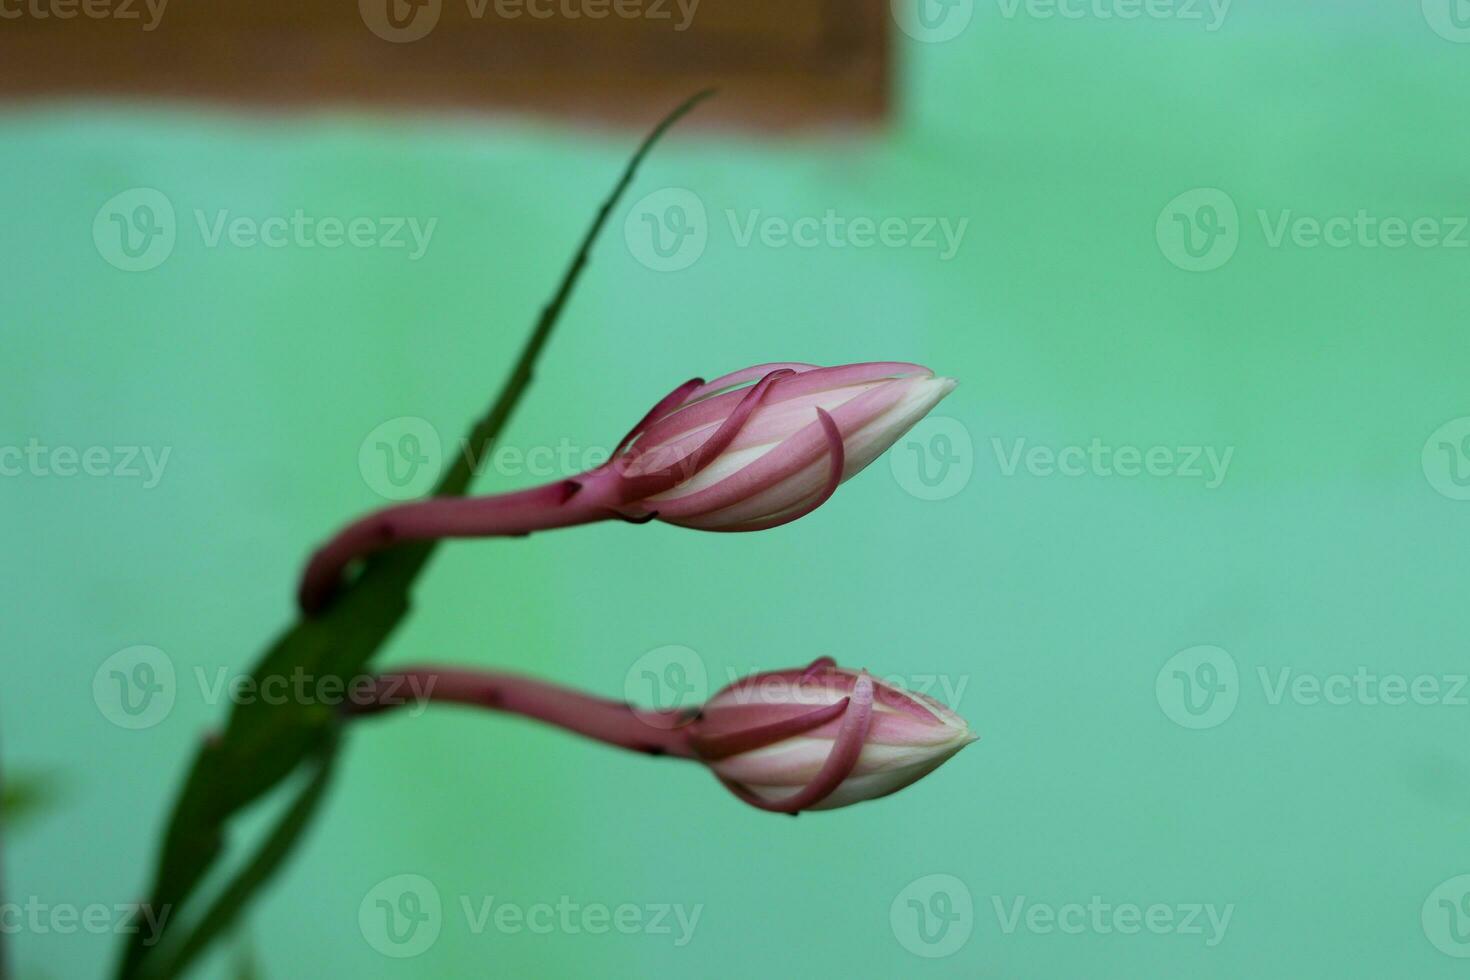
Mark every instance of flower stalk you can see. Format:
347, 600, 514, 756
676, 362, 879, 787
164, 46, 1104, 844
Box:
350, 667, 699, 759
351, 657, 976, 814
299, 361, 956, 613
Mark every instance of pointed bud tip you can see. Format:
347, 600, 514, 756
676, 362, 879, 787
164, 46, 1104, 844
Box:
925, 375, 959, 399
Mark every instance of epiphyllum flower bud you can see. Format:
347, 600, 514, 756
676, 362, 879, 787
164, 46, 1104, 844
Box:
300, 362, 955, 612
353, 657, 976, 814
615, 361, 957, 531
686, 658, 976, 812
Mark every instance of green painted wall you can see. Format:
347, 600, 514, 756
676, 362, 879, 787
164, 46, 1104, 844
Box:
5, 4, 1470, 976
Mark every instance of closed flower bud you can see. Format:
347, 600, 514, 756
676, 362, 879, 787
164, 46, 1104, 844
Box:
613, 361, 957, 531
687, 658, 976, 813
299, 361, 955, 613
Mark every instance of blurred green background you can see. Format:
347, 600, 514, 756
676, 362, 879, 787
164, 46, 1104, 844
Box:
6, 2, 1470, 976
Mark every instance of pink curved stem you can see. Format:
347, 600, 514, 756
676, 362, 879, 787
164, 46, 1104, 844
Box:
297, 472, 625, 614
349, 666, 700, 759
298, 371, 797, 615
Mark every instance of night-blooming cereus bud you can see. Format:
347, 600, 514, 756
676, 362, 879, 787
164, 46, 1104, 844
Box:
611, 362, 957, 531
686, 658, 976, 813
299, 361, 955, 613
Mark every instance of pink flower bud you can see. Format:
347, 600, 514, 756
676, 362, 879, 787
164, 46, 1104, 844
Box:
687, 658, 976, 813
612, 362, 957, 531
299, 361, 955, 613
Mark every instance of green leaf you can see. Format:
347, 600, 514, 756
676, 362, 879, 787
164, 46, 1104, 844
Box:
146, 739, 338, 980
2, 770, 62, 832
115, 89, 713, 980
